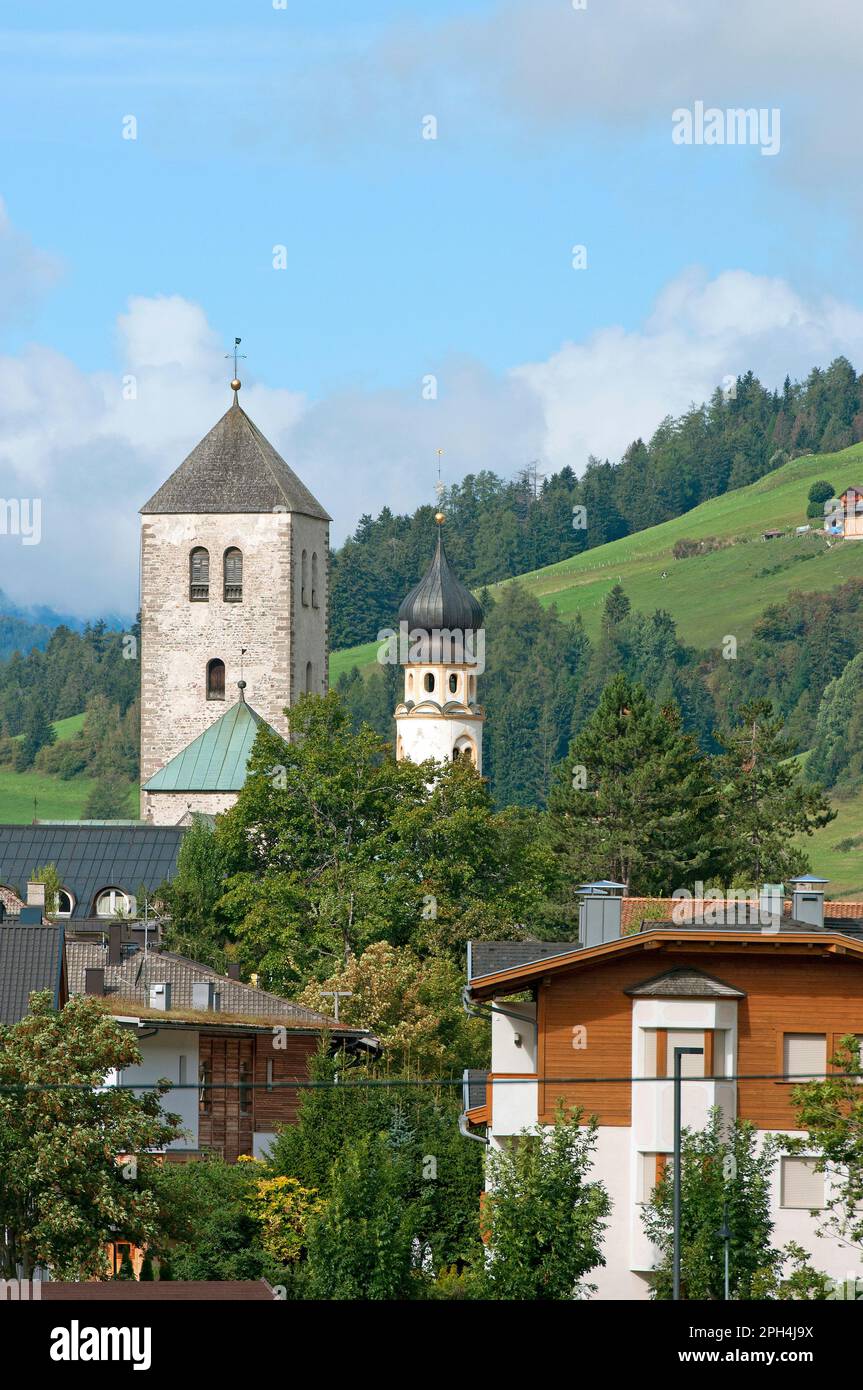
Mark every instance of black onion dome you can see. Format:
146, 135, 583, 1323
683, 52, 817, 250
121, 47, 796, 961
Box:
398, 532, 484, 631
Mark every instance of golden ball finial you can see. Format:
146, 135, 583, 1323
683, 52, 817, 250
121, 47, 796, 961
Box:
435, 511, 445, 525
231, 378, 242, 392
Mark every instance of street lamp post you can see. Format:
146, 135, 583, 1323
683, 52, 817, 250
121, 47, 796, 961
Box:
673, 1045, 704, 1301
717, 1202, 732, 1301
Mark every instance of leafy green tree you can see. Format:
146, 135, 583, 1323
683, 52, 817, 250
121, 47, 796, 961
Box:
546, 674, 721, 903
150, 1156, 286, 1282
807, 479, 835, 519
642, 1111, 781, 1300
790, 1035, 863, 1257
714, 699, 835, 883
297, 941, 488, 1075
29, 863, 63, 916
304, 1130, 416, 1299
807, 652, 863, 791
479, 1110, 610, 1300
0, 992, 180, 1280
160, 815, 230, 967
270, 1049, 484, 1272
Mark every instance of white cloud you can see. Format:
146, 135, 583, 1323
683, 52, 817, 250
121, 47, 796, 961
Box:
0, 196, 63, 325
4, 267, 863, 619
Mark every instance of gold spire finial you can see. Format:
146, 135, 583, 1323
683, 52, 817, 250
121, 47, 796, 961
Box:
226, 336, 246, 396
435, 511, 445, 525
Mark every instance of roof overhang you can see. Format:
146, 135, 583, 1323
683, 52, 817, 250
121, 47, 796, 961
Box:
467, 928, 863, 1001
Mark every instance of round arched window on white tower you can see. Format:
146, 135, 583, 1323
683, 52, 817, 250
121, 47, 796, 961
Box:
453, 737, 475, 765
424, 672, 435, 693
448, 673, 458, 694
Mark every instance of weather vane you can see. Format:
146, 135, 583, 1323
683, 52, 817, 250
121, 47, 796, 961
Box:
435, 448, 445, 524
226, 336, 247, 388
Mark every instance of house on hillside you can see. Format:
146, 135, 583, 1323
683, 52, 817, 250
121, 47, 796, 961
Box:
462, 879, 863, 1299
825, 486, 863, 539
66, 933, 376, 1162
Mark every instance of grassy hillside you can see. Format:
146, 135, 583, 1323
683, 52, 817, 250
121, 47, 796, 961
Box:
0, 712, 136, 823
499, 444, 863, 647
329, 443, 863, 679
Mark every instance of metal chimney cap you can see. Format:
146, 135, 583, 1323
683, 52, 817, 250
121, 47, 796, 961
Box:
577, 880, 627, 895
788, 874, 829, 886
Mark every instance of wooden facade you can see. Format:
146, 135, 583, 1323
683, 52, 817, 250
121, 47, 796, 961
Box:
473, 933, 863, 1130
198, 1030, 320, 1162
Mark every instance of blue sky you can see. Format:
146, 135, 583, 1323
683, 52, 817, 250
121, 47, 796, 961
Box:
2, 0, 863, 614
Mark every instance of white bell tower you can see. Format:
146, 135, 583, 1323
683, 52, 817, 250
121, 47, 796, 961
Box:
394, 514, 485, 772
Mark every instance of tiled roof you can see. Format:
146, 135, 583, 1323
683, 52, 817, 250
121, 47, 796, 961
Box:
0, 884, 25, 915
0, 824, 185, 920
140, 397, 331, 520
65, 941, 364, 1033
638, 915, 863, 936
621, 896, 863, 932
469, 940, 582, 981
625, 967, 746, 999
142, 692, 275, 793
0, 924, 65, 1024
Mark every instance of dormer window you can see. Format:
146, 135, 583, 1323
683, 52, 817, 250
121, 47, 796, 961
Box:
224, 548, 243, 602
207, 658, 226, 701
190, 547, 210, 601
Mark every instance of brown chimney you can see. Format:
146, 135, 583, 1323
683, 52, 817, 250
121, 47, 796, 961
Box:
85, 967, 105, 997
108, 922, 123, 965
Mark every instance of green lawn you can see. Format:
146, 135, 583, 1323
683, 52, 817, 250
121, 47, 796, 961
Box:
796, 785, 863, 898
0, 710, 140, 823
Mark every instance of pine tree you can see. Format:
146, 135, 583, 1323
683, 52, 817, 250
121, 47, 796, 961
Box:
546, 674, 721, 902
715, 699, 836, 884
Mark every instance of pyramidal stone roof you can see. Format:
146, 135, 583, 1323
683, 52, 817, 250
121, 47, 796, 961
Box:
143, 689, 278, 794
398, 531, 484, 632
140, 395, 331, 520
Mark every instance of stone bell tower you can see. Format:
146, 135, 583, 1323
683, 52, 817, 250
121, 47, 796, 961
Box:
138, 378, 331, 823
394, 514, 485, 772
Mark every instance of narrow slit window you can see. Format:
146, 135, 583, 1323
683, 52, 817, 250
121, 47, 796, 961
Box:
190, 547, 210, 601
207, 658, 226, 701
224, 548, 243, 602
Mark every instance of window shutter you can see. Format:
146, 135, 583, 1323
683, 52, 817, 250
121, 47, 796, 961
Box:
781, 1157, 824, 1209
783, 1034, 827, 1082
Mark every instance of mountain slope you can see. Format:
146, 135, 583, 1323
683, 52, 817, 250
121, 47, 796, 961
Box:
329, 442, 863, 678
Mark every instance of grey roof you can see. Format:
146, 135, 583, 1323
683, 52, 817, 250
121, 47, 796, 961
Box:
469, 939, 582, 981
0, 824, 186, 920
140, 397, 331, 519
0, 924, 65, 1024
65, 941, 367, 1033
625, 967, 746, 999
398, 532, 484, 633
638, 915, 863, 938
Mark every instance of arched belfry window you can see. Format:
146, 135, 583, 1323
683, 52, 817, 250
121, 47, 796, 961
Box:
224, 548, 243, 602
311, 553, 319, 609
301, 550, 309, 607
190, 548, 210, 601
207, 658, 226, 701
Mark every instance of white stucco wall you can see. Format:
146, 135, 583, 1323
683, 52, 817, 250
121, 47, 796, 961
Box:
115, 1027, 200, 1151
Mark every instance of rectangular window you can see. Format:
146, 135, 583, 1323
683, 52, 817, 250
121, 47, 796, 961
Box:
783, 1034, 827, 1083
199, 1060, 211, 1114
266, 1058, 274, 1093
239, 1060, 252, 1115
178, 1055, 187, 1087
665, 1030, 705, 1078
781, 1156, 825, 1209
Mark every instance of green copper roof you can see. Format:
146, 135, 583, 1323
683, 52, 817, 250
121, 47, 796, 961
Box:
143, 692, 274, 793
